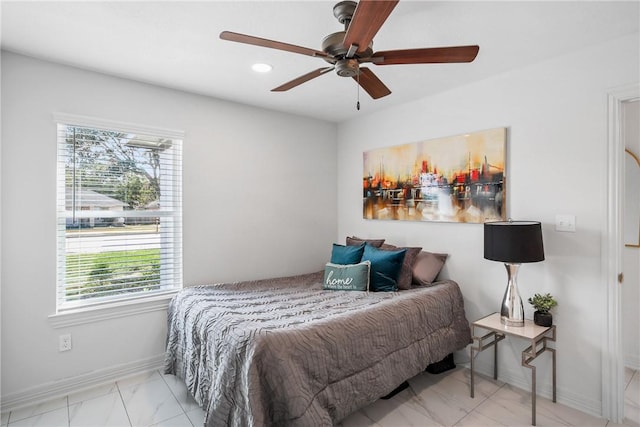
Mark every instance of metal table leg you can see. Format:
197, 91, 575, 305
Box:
470, 329, 505, 398
521, 328, 556, 426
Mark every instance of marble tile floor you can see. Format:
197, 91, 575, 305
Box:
1, 366, 637, 427
340, 366, 639, 427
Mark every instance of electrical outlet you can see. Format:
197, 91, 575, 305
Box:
59, 334, 72, 352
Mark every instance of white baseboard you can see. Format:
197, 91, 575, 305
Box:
1, 353, 165, 413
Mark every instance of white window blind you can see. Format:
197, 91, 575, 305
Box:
55, 115, 183, 312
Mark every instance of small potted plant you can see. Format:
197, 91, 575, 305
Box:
528, 293, 557, 327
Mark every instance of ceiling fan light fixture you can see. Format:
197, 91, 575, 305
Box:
335, 58, 359, 77
251, 63, 273, 73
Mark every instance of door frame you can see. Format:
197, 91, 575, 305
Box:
603, 82, 639, 423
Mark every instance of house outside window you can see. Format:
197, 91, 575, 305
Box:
55, 114, 183, 312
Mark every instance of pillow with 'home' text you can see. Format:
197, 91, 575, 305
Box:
323, 261, 371, 291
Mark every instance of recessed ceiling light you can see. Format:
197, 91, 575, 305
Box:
252, 63, 272, 73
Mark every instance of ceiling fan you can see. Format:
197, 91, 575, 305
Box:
220, 0, 479, 100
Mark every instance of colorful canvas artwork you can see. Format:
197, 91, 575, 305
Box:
363, 128, 507, 223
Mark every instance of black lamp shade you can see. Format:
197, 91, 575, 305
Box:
484, 221, 545, 263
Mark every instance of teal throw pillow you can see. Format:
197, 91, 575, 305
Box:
330, 243, 365, 265
323, 261, 371, 291
361, 244, 407, 292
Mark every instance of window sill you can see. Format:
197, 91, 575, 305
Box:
48, 291, 179, 328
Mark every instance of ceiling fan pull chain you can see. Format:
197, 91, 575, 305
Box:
356, 72, 361, 111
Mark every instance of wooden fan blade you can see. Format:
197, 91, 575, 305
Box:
353, 67, 391, 99
372, 45, 480, 65
220, 31, 329, 59
343, 0, 399, 56
272, 67, 335, 92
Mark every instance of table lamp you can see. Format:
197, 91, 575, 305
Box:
484, 220, 545, 327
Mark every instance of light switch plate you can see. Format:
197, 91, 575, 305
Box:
555, 214, 576, 232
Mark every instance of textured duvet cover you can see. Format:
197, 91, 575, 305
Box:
164, 271, 471, 427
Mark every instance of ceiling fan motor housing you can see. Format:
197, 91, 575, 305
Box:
322, 31, 374, 79
322, 31, 374, 58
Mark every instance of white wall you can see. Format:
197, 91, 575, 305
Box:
336, 33, 639, 416
623, 100, 640, 369
0, 52, 337, 402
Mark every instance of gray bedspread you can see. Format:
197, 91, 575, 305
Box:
164, 271, 471, 427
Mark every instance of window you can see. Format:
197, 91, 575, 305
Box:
56, 114, 183, 312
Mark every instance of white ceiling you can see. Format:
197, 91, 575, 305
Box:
2, 1, 639, 123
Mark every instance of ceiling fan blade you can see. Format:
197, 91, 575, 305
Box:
220, 31, 329, 59
343, 0, 399, 56
272, 67, 335, 92
353, 67, 391, 99
372, 45, 480, 65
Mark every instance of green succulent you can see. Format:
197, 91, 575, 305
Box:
527, 293, 557, 313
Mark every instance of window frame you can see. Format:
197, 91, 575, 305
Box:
53, 113, 184, 319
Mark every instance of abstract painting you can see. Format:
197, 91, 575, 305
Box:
363, 128, 507, 223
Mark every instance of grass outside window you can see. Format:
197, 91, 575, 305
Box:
65, 248, 161, 302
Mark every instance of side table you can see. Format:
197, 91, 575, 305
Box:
470, 312, 556, 426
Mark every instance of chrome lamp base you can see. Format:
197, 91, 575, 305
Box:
500, 263, 525, 327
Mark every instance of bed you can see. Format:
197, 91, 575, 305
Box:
164, 269, 471, 427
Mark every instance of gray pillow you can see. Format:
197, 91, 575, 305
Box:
412, 251, 448, 286
323, 261, 371, 291
346, 236, 385, 248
